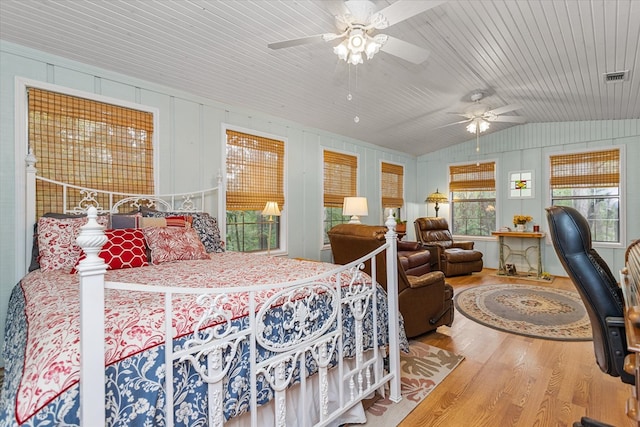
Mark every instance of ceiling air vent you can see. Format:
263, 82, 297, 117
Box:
603, 70, 629, 83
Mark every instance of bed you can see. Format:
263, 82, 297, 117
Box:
0, 154, 406, 426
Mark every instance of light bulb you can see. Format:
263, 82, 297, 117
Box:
348, 29, 366, 53
348, 52, 363, 65
467, 122, 477, 134
334, 43, 349, 62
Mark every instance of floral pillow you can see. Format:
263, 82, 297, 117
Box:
143, 226, 210, 264
72, 228, 148, 273
37, 215, 109, 272
144, 211, 225, 253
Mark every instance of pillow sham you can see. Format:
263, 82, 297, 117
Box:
139, 217, 167, 228
144, 211, 225, 253
37, 215, 109, 272
72, 228, 148, 272
143, 226, 210, 264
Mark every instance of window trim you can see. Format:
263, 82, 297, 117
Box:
14, 77, 160, 276
545, 146, 626, 249
221, 124, 288, 255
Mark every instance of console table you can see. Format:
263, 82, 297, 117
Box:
491, 231, 546, 278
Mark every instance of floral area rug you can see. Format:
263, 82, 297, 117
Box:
455, 284, 592, 341
358, 341, 464, 426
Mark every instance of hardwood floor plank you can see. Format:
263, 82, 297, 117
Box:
399, 270, 634, 427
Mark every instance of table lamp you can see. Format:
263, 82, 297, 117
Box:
342, 197, 368, 224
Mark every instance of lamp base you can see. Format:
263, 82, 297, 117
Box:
348, 215, 362, 224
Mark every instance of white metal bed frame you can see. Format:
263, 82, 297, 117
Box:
23, 154, 402, 426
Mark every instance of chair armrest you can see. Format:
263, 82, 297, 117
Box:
605, 316, 624, 328
397, 240, 421, 251
605, 315, 635, 384
420, 244, 443, 270
406, 271, 445, 289
452, 241, 474, 250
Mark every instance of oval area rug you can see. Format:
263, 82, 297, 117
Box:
454, 284, 592, 341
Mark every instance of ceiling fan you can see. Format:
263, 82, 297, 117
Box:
442, 91, 527, 134
267, 0, 447, 65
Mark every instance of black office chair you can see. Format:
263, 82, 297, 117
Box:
546, 206, 633, 427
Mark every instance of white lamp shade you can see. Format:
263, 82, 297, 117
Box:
262, 201, 281, 217
343, 197, 368, 223
343, 197, 368, 216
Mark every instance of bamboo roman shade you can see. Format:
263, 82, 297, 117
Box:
226, 129, 285, 210
381, 162, 404, 208
550, 149, 620, 188
449, 161, 496, 192
28, 87, 154, 217
324, 150, 357, 207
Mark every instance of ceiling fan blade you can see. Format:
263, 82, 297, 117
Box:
380, 35, 430, 64
488, 115, 527, 124
434, 118, 472, 129
268, 34, 332, 50
486, 104, 522, 116
375, 0, 447, 27
447, 111, 472, 118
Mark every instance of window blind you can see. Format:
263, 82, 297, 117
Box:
449, 162, 496, 192
28, 87, 154, 217
323, 151, 357, 207
226, 129, 285, 210
550, 149, 620, 188
381, 162, 404, 208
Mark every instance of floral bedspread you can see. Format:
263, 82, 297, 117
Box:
0, 252, 407, 426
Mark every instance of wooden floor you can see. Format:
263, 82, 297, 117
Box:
400, 269, 633, 427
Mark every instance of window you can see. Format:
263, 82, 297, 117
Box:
28, 87, 154, 218
450, 161, 496, 236
323, 150, 357, 244
381, 162, 404, 220
550, 148, 621, 243
225, 129, 285, 252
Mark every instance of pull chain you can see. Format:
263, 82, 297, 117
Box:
476, 128, 480, 166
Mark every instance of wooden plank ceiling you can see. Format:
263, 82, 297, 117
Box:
1, 0, 638, 156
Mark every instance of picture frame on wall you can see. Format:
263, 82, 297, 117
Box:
509, 170, 534, 199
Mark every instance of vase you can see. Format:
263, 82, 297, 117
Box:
515, 224, 526, 232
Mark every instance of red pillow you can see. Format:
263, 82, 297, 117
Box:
73, 228, 148, 272
165, 215, 193, 228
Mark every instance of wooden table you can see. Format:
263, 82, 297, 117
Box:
621, 243, 640, 425
491, 231, 546, 278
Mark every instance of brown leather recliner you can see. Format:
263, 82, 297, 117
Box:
397, 240, 431, 276
327, 224, 454, 338
414, 217, 483, 277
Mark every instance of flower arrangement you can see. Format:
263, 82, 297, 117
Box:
513, 214, 533, 225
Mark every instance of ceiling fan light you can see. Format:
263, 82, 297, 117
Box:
348, 30, 366, 53
466, 122, 477, 134
348, 52, 363, 65
364, 39, 381, 59
479, 120, 490, 132
334, 42, 349, 61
